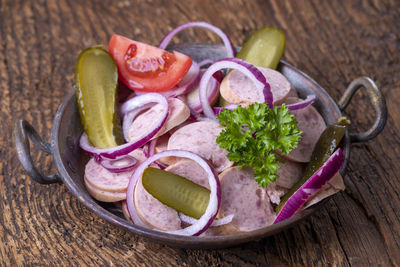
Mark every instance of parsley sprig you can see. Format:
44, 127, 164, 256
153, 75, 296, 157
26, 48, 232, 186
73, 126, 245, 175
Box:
216, 103, 301, 187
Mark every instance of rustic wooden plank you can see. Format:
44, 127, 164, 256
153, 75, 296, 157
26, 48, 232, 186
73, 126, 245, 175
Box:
1, 0, 400, 265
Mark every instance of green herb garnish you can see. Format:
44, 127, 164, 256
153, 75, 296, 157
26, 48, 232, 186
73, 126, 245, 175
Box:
216, 103, 301, 187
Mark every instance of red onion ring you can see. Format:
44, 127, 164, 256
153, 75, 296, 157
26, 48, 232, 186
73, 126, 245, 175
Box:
213, 104, 239, 116
135, 61, 201, 98
198, 59, 214, 68
199, 58, 272, 119
80, 93, 169, 159
179, 213, 234, 227
146, 138, 166, 169
286, 95, 316, 111
187, 70, 220, 113
99, 155, 137, 173
159, 21, 236, 58
125, 150, 221, 236
274, 148, 345, 223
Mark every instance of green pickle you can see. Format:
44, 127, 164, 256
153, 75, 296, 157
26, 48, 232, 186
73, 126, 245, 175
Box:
237, 26, 286, 70
142, 167, 210, 219
75, 46, 123, 148
220, 27, 286, 107
276, 117, 350, 213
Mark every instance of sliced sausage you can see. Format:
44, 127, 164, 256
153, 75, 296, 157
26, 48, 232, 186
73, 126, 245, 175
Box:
287, 86, 299, 98
121, 200, 132, 222
84, 177, 127, 202
133, 159, 211, 231
165, 159, 210, 189
219, 67, 291, 106
168, 121, 233, 173
304, 173, 345, 208
127, 97, 190, 142
266, 160, 304, 205
134, 177, 182, 231
281, 97, 326, 163
84, 149, 146, 193
186, 81, 219, 113
218, 167, 276, 232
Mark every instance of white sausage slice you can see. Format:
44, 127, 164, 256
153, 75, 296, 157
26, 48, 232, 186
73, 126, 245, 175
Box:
134, 177, 182, 231
133, 159, 210, 231
127, 97, 190, 141
218, 167, 276, 232
84, 177, 126, 202
84, 149, 147, 193
165, 159, 210, 189
167, 121, 233, 173
266, 160, 304, 205
282, 97, 326, 163
220, 67, 291, 106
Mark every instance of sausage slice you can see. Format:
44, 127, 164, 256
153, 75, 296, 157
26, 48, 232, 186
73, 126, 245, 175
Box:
84, 149, 146, 193
84, 177, 127, 202
168, 121, 233, 173
218, 167, 276, 232
220, 67, 291, 106
282, 97, 326, 163
127, 97, 190, 142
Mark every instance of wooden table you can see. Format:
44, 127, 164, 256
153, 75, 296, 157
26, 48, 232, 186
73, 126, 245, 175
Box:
2, 0, 399, 265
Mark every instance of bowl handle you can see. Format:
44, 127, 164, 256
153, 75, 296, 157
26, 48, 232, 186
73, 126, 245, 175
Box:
14, 120, 62, 184
338, 77, 387, 143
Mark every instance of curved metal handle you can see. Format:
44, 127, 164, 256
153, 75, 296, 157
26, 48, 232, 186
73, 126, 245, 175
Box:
14, 120, 62, 184
338, 77, 387, 143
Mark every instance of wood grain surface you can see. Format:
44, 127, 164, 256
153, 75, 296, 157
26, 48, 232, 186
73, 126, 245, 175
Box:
1, 0, 399, 266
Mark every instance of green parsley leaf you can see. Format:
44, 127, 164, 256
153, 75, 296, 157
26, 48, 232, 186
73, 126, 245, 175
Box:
216, 103, 301, 187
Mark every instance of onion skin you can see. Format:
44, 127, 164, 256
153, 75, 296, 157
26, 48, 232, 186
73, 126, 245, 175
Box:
274, 148, 345, 224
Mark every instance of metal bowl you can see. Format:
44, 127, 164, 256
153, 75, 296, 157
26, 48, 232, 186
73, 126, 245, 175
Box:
14, 43, 387, 249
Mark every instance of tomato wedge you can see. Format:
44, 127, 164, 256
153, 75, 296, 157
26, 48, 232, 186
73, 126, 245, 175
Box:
109, 34, 192, 92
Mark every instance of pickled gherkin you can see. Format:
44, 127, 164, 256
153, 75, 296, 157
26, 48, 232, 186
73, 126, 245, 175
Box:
142, 167, 210, 219
237, 26, 286, 70
75, 46, 123, 148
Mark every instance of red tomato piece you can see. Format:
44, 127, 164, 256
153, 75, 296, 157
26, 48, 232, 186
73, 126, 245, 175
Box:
109, 34, 192, 92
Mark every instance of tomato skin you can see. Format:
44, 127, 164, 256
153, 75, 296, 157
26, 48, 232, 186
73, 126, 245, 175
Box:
108, 35, 192, 92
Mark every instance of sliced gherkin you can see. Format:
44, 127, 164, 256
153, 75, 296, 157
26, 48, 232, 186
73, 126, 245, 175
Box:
237, 26, 286, 70
75, 46, 123, 148
142, 167, 210, 219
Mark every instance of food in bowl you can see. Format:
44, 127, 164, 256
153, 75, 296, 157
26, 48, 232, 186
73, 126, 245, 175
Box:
76, 22, 346, 236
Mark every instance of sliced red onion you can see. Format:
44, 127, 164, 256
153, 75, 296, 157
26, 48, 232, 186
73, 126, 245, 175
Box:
99, 155, 137, 173
133, 62, 200, 99
159, 21, 235, 58
121, 93, 168, 142
146, 138, 166, 169
148, 138, 157, 157
199, 58, 272, 119
161, 61, 200, 98
80, 93, 169, 159
286, 95, 316, 111
126, 150, 221, 236
198, 59, 214, 68
274, 148, 345, 224
213, 104, 239, 116
187, 70, 220, 113
179, 213, 234, 227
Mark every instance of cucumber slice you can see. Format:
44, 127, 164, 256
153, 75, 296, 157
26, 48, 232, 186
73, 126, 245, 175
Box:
75, 46, 123, 148
237, 27, 286, 70
142, 167, 210, 219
